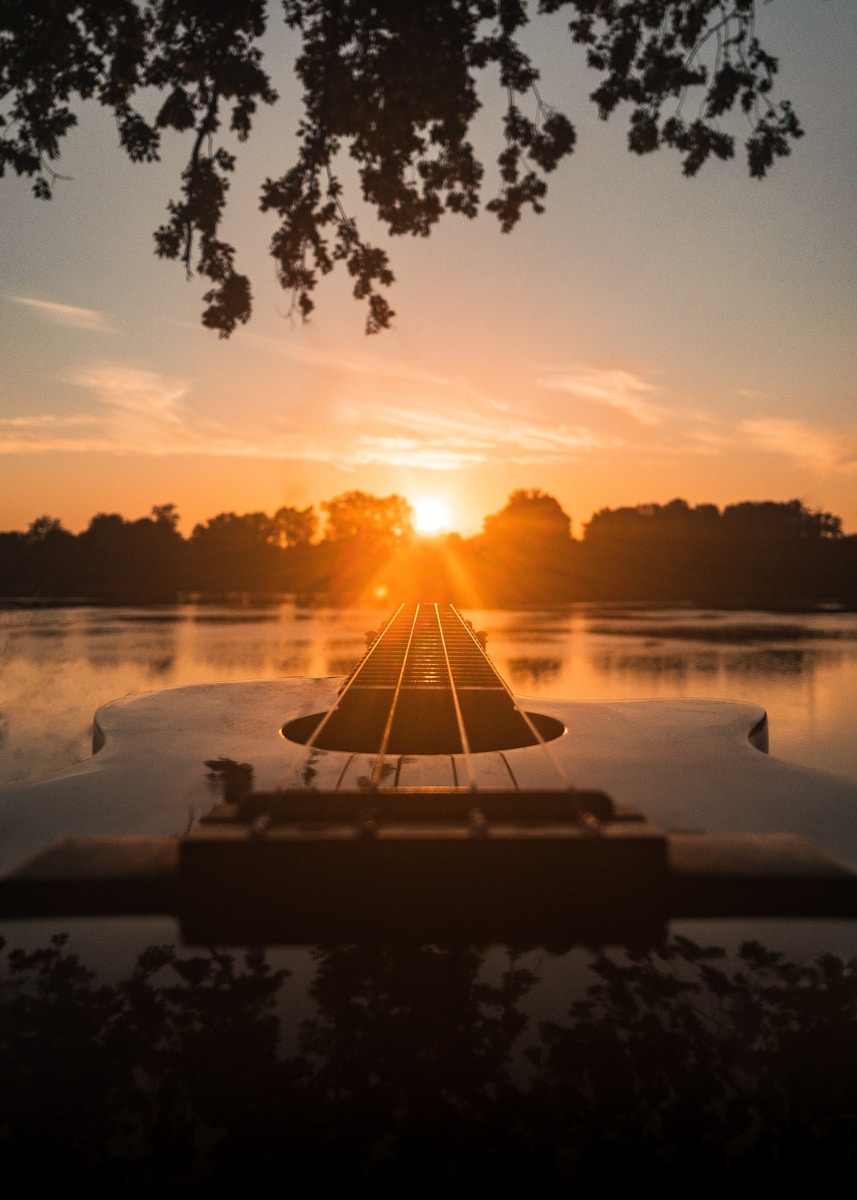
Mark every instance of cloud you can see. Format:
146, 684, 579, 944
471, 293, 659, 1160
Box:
0, 363, 193, 454
9, 367, 853, 486
0, 353, 615, 467
685, 427, 732, 456
538, 367, 663, 426
7, 295, 114, 333
0, 414, 98, 429
0, 352, 629, 468
242, 328, 472, 392
0, 412, 103, 453
264, 391, 607, 470
72, 363, 188, 420
738, 418, 857, 473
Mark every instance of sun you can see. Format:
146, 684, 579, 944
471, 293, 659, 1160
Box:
413, 496, 453, 535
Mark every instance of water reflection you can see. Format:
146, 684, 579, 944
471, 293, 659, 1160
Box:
5, 624, 69, 640
593, 650, 697, 682
505, 656, 563, 688
725, 648, 813, 676
592, 646, 816, 682
2, 929, 856, 1188
327, 655, 364, 675
189, 611, 283, 623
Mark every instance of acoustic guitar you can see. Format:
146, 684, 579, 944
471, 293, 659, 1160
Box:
2, 602, 857, 944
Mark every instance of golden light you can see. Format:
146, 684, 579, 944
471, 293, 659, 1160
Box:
413, 496, 453, 535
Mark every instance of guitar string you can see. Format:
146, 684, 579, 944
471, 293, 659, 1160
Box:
280, 602, 405, 790
367, 601, 478, 794
368, 603, 422, 789
433, 601, 478, 792
450, 603, 573, 792
282, 601, 452, 794
281, 601, 571, 796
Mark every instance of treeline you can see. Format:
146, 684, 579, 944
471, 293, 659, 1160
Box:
1, 491, 855, 609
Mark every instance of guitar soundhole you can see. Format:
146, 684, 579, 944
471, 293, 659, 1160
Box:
281, 703, 565, 755
281, 604, 567, 754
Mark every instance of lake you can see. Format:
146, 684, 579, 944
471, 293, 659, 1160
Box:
3, 602, 857, 1186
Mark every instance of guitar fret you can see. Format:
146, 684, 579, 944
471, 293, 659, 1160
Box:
280, 603, 570, 789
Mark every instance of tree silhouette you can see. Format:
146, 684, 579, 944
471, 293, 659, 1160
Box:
482, 488, 572, 546
271, 504, 318, 548
2, 493, 855, 607
477, 488, 577, 604
21, 515, 76, 597
4, 932, 857, 1188
579, 497, 852, 606
77, 506, 185, 602
321, 490, 414, 545
188, 509, 287, 594
1, 2, 802, 334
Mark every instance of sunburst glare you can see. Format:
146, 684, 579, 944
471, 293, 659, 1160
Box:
413, 497, 453, 535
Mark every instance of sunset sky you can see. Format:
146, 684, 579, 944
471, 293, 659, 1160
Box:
2, 3, 856, 540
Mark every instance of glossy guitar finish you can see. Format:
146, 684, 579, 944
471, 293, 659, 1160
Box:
2, 603, 857, 941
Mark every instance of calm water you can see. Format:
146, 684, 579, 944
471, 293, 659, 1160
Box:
3, 601, 857, 787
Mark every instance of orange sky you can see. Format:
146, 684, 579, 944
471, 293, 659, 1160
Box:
2, 4, 856, 540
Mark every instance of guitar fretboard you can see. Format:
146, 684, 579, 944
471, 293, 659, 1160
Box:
298, 603, 556, 755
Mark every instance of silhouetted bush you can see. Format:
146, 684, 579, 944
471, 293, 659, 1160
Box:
3, 933, 857, 1190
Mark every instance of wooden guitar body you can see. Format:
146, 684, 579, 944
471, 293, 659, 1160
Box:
2, 604, 856, 943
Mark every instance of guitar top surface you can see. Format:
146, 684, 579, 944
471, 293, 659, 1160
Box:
1, 603, 856, 875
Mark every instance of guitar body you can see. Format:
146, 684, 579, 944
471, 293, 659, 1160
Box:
1, 678, 855, 857
2, 604, 857, 941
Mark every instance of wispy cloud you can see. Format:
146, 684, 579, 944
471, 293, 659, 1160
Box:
21, 354, 852, 481
263, 390, 607, 469
0, 414, 99, 429
538, 367, 663, 426
0, 412, 103, 453
7, 295, 114, 333
72, 364, 187, 420
2, 355, 610, 468
242, 329, 475, 393
69, 362, 210, 453
0, 363, 193, 454
738, 418, 857, 472
685, 427, 732, 456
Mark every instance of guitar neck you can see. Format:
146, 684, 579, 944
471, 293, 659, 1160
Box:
274, 601, 583, 805
291, 602, 555, 758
